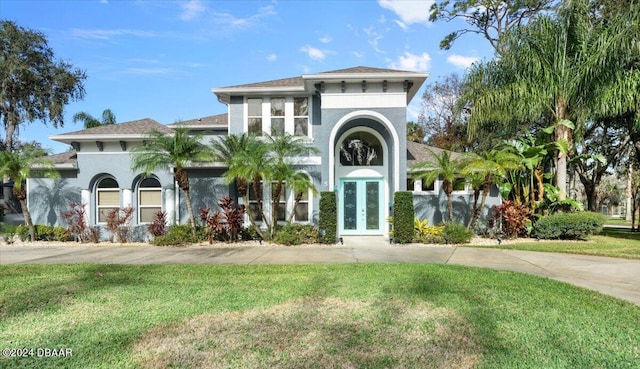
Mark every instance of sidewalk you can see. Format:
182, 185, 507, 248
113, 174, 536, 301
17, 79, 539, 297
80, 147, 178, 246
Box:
1, 240, 639, 306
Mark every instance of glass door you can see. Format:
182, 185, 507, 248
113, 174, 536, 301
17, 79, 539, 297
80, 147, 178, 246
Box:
339, 178, 383, 235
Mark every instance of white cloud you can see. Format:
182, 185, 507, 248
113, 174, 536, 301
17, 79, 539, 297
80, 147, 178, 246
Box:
447, 54, 479, 69
378, 0, 434, 28
181, 0, 206, 21
352, 51, 364, 58
388, 52, 431, 72
267, 53, 277, 62
211, 5, 276, 29
300, 45, 326, 61
70, 28, 155, 40
319, 36, 332, 44
364, 27, 384, 53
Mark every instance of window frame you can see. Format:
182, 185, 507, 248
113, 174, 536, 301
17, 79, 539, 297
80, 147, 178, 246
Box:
137, 177, 162, 224
96, 177, 120, 224
247, 98, 263, 135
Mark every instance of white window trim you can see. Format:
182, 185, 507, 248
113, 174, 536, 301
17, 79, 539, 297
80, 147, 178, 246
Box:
244, 96, 312, 138
137, 187, 162, 224
96, 184, 120, 225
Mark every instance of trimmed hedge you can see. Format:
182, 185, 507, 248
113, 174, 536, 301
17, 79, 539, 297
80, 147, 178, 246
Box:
393, 191, 415, 244
443, 222, 473, 244
16, 224, 69, 242
318, 191, 337, 244
532, 211, 605, 240
273, 224, 319, 246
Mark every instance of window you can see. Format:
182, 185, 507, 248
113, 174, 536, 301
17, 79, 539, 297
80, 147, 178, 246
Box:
407, 178, 415, 192
138, 178, 161, 223
272, 183, 287, 221
270, 98, 285, 136
96, 177, 119, 223
248, 98, 262, 135
294, 97, 308, 136
248, 182, 262, 221
294, 186, 310, 222
339, 131, 383, 166
421, 179, 435, 192
453, 178, 467, 191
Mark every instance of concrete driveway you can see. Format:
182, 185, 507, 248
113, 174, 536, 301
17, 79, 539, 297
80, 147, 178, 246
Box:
1, 237, 639, 306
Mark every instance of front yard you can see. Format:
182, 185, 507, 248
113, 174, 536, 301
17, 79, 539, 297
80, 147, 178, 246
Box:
1, 263, 639, 369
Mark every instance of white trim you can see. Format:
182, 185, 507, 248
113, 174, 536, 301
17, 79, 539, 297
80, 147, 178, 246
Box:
328, 110, 400, 192
322, 92, 406, 109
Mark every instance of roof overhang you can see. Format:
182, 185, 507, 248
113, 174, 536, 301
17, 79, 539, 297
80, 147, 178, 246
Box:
49, 133, 170, 144
212, 86, 307, 105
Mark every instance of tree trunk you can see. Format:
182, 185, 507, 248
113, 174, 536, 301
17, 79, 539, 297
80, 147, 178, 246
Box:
467, 187, 480, 229
14, 186, 35, 241
444, 180, 454, 221
270, 181, 283, 238
472, 179, 492, 231
287, 192, 303, 224
555, 121, 570, 201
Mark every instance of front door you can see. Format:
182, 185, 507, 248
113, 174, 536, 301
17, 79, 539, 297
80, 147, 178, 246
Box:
339, 178, 383, 235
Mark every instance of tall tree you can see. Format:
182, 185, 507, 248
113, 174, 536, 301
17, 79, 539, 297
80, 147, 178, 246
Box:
465, 0, 640, 201
429, 0, 557, 56
72, 109, 116, 129
130, 127, 213, 231
0, 144, 58, 241
406, 121, 426, 143
0, 20, 86, 151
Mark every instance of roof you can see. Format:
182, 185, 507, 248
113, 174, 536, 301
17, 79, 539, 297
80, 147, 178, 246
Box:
213, 65, 428, 104
50, 118, 173, 143
406, 141, 463, 169
168, 113, 228, 129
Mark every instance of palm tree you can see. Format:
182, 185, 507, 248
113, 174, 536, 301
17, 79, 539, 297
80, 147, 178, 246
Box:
413, 149, 465, 222
286, 171, 317, 224
130, 127, 213, 230
465, 0, 640, 201
463, 149, 522, 230
73, 108, 116, 129
0, 145, 58, 241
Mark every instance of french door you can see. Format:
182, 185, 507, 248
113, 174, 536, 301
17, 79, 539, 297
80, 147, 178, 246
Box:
339, 178, 383, 235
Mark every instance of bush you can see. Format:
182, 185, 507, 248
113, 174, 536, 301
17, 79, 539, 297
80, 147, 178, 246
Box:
443, 222, 473, 244
318, 191, 337, 244
199, 196, 245, 243
413, 218, 445, 244
272, 223, 319, 245
151, 224, 204, 246
15, 224, 69, 242
61, 202, 100, 243
393, 192, 414, 244
532, 211, 605, 240
147, 211, 168, 238
1, 224, 16, 244
105, 207, 134, 243
492, 200, 531, 238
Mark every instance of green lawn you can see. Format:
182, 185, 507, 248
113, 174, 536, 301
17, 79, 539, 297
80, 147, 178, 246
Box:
468, 228, 640, 259
1, 263, 639, 368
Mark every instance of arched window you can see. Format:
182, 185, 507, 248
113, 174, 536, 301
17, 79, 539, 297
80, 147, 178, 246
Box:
138, 178, 162, 223
339, 131, 383, 166
96, 177, 119, 223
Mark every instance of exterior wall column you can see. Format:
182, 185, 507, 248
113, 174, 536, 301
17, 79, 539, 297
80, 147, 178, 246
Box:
165, 188, 175, 225
122, 188, 132, 208
81, 189, 90, 225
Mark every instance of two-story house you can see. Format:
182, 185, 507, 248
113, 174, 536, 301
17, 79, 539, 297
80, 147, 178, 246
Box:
26, 66, 499, 239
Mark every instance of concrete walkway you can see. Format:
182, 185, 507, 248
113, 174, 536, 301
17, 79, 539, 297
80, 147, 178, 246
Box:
1, 236, 639, 306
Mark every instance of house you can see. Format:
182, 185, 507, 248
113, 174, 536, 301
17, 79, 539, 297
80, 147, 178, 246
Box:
26, 66, 500, 239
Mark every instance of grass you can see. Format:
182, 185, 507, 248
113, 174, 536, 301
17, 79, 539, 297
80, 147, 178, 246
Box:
468, 228, 640, 259
1, 263, 639, 368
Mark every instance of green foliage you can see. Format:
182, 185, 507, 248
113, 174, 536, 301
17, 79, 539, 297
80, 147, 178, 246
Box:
15, 224, 69, 242
442, 222, 473, 244
393, 191, 415, 244
272, 224, 319, 246
318, 191, 337, 244
1, 224, 17, 244
151, 225, 205, 246
533, 212, 605, 240
413, 218, 445, 244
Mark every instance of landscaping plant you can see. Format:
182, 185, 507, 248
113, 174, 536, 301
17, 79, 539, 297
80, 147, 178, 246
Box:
105, 206, 134, 243
532, 211, 605, 240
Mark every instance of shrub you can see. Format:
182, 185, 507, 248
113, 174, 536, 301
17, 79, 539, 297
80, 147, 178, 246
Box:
318, 191, 337, 244
1, 224, 16, 244
61, 202, 100, 243
272, 223, 319, 245
414, 218, 445, 244
443, 222, 473, 244
532, 211, 605, 240
152, 225, 204, 246
199, 196, 245, 243
15, 224, 69, 242
492, 200, 531, 238
105, 206, 134, 243
147, 211, 168, 238
393, 191, 414, 244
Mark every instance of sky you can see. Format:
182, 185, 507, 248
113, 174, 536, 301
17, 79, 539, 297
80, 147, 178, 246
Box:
2, 0, 495, 153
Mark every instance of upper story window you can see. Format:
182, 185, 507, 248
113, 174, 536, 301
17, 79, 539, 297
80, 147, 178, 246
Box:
248, 98, 262, 135
96, 177, 119, 223
270, 98, 285, 136
339, 131, 383, 166
294, 97, 308, 136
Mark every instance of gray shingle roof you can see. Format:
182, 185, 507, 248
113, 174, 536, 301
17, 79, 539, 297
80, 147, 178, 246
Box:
47, 150, 77, 165
318, 66, 418, 75
168, 113, 228, 128
55, 118, 173, 137
406, 141, 463, 169
221, 76, 304, 89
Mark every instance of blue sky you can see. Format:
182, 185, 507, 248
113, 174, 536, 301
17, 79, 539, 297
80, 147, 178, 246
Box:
2, 0, 495, 153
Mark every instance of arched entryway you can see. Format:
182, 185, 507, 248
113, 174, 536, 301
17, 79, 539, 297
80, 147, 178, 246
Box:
329, 111, 399, 236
